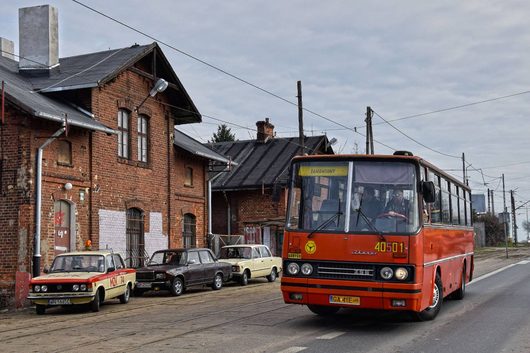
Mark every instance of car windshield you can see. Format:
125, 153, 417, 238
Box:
220, 247, 252, 259
148, 251, 187, 265
50, 255, 105, 273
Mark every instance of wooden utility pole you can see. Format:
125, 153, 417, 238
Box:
365, 106, 374, 154
462, 153, 466, 185
487, 188, 491, 214
297, 81, 304, 155
502, 174, 508, 258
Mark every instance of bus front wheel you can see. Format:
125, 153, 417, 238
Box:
413, 273, 443, 321
307, 305, 340, 316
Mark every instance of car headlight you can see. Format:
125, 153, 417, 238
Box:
380, 267, 393, 280
155, 273, 166, 280
34, 285, 41, 292
301, 263, 313, 275
395, 267, 409, 280
41, 285, 48, 292
232, 265, 241, 272
287, 262, 300, 275
80, 284, 87, 291
73, 284, 79, 291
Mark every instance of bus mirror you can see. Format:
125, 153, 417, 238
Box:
421, 181, 436, 203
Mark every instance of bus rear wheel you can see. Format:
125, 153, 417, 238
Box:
413, 273, 443, 321
307, 305, 340, 316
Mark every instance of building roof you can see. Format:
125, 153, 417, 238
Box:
173, 129, 233, 164
0, 42, 201, 132
0, 55, 115, 134
208, 136, 333, 190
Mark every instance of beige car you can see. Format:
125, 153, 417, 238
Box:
220, 245, 282, 285
28, 251, 136, 315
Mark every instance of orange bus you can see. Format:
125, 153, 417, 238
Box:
281, 152, 474, 320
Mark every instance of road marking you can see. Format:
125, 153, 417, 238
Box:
518, 260, 530, 265
276, 347, 307, 353
469, 262, 523, 285
317, 331, 345, 340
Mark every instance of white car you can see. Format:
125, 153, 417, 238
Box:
219, 245, 282, 286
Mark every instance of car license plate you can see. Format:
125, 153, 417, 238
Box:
329, 295, 360, 305
48, 298, 71, 305
136, 282, 151, 289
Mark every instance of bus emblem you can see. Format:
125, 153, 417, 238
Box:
305, 240, 317, 254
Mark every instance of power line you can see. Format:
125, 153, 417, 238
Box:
372, 109, 461, 159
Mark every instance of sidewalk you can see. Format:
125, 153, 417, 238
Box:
473, 246, 530, 278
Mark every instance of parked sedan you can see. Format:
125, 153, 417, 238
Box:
134, 248, 231, 296
219, 245, 282, 286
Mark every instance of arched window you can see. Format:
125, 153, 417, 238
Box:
57, 140, 72, 165
118, 109, 130, 159
183, 213, 196, 248
137, 115, 149, 163
126, 208, 145, 267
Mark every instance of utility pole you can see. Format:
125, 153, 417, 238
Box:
511, 190, 517, 245
487, 188, 491, 214
491, 189, 495, 215
462, 153, 467, 185
502, 174, 508, 258
365, 106, 374, 154
297, 81, 304, 156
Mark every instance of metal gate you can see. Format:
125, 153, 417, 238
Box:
126, 208, 145, 268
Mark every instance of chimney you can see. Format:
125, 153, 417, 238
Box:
18, 5, 59, 73
0, 38, 15, 60
256, 118, 275, 143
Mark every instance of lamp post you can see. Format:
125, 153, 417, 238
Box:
135, 78, 168, 111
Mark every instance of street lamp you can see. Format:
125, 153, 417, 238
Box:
135, 78, 169, 111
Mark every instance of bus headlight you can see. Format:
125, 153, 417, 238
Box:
301, 263, 313, 275
380, 267, 393, 280
395, 267, 409, 280
287, 262, 300, 275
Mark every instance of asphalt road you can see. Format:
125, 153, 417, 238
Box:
1, 247, 530, 353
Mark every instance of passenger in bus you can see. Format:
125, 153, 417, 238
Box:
384, 188, 410, 217
361, 186, 383, 219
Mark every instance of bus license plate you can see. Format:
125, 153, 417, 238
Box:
329, 295, 360, 305
48, 298, 71, 305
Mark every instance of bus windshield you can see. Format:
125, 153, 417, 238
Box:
286, 160, 419, 234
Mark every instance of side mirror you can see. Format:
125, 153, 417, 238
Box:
188, 260, 197, 265
107, 267, 116, 273
421, 181, 436, 203
43, 267, 49, 274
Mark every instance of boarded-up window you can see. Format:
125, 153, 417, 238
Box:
57, 140, 72, 165
185, 167, 193, 186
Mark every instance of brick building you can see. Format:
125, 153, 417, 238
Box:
0, 5, 229, 309
209, 118, 334, 255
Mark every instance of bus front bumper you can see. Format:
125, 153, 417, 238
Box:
281, 277, 423, 311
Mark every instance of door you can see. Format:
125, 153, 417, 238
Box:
186, 251, 204, 286
126, 208, 145, 268
54, 200, 71, 256
199, 250, 216, 284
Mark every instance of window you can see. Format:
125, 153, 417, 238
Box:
137, 115, 149, 163
185, 167, 193, 186
118, 109, 130, 158
57, 140, 72, 165
187, 251, 200, 264
252, 248, 260, 259
260, 246, 272, 257
183, 214, 196, 248
199, 250, 214, 264
113, 254, 125, 269
441, 179, 451, 224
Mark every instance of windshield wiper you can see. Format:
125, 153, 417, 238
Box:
308, 200, 342, 239
355, 207, 386, 242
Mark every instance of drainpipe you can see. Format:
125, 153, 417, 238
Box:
33, 124, 66, 277
208, 170, 226, 236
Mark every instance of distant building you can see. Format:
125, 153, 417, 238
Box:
472, 194, 486, 213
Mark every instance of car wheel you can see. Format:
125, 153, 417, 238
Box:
267, 268, 277, 282
240, 270, 249, 286
36, 304, 46, 315
414, 273, 443, 321
307, 305, 340, 316
119, 284, 131, 304
212, 273, 223, 290
91, 290, 101, 312
170, 277, 184, 296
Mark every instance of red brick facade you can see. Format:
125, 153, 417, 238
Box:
0, 52, 208, 309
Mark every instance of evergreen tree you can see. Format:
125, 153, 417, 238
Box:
211, 124, 236, 143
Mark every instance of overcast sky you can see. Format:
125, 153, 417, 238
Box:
2, 0, 530, 238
